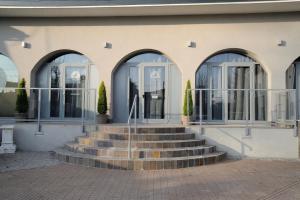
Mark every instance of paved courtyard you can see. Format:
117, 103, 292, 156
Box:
0, 152, 300, 200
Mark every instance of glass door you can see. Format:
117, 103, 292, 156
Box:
141, 65, 167, 122
64, 66, 87, 118
197, 64, 224, 122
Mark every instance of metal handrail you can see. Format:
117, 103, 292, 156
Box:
127, 94, 137, 159
0, 87, 97, 133
187, 88, 298, 137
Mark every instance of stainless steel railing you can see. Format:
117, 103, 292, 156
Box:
0, 87, 97, 133
187, 88, 298, 136
127, 94, 137, 159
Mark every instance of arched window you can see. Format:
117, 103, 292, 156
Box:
0, 53, 18, 88
196, 52, 267, 122
113, 52, 181, 123
286, 58, 300, 119
35, 52, 97, 119
0, 54, 19, 117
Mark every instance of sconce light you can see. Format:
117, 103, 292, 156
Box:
21, 41, 30, 48
277, 40, 286, 47
187, 41, 196, 48
103, 42, 112, 49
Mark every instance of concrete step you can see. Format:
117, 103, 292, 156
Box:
98, 126, 186, 134
65, 143, 216, 158
54, 148, 226, 170
88, 132, 195, 141
76, 138, 206, 148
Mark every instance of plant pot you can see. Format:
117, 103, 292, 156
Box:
97, 114, 108, 124
181, 116, 190, 125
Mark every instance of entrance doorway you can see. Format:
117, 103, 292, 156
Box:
35, 52, 98, 120
113, 52, 181, 123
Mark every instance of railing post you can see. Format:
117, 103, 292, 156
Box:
293, 89, 298, 137
81, 89, 85, 133
37, 88, 41, 132
199, 90, 202, 134
245, 89, 250, 136
134, 98, 137, 135
128, 94, 137, 160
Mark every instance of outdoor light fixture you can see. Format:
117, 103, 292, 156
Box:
103, 42, 112, 49
277, 40, 286, 47
187, 41, 196, 48
21, 41, 30, 48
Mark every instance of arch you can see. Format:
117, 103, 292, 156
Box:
196, 48, 267, 74
112, 50, 182, 123
30, 49, 92, 87
195, 49, 268, 122
286, 57, 300, 119
30, 49, 99, 119
112, 48, 181, 74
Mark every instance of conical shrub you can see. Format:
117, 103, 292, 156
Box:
183, 80, 193, 116
97, 81, 107, 115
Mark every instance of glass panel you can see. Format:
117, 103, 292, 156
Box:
255, 64, 267, 120
0, 89, 17, 117
228, 66, 250, 120
65, 66, 86, 118
0, 54, 19, 88
50, 66, 60, 117
144, 66, 165, 119
196, 65, 208, 120
211, 66, 223, 120
129, 66, 139, 118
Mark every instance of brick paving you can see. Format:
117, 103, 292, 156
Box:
0, 152, 60, 172
0, 153, 300, 200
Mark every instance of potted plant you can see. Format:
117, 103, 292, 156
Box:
182, 80, 193, 125
97, 81, 108, 124
15, 78, 29, 119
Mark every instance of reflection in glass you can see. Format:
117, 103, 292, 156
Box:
129, 67, 139, 118
50, 66, 60, 117
196, 52, 267, 122
228, 66, 250, 120
0, 54, 19, 117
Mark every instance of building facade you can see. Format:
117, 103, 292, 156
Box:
0, 0, 299, 158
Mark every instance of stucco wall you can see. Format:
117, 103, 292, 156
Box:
190, 126, 299, 159
13, 123, 84, 151
0, 12, 300, 117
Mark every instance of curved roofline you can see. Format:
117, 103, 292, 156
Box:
0, 0, 300, 17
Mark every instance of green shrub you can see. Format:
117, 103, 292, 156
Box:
97, 81, 107, 115
16, 78, 29, 113
183, 80, 193, 116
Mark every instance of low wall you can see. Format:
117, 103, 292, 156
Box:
190, 126, 299, 159
13, 123, 85, 151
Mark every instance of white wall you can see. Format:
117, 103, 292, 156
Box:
13, 123, 85, 151
190, 126, 299, 159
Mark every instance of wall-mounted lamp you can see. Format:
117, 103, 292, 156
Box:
187, 41, 196, 48
103, 42, 112, 49
21, 41, 30, 48
277, 40, 286, 47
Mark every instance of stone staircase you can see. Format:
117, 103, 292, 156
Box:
54, 125, 226, 170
